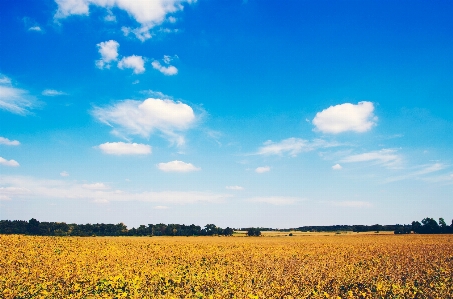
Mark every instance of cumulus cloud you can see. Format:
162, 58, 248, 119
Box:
157, 160, 200, 172
255, 166, 270, 173
151, 60, 178, 76
332, 163, 342, 170
0, 157, 19, 167
341, 148, 401, 168
226, 185, 244, 190
97, 142, 152, 155
92, 98, 196, 146
118, 55, 146, 74
42, 89, 67, 96
95, 40, 119, 69
0, 175, 230, 204
60, 171, 69, 177
248, 196, 299, 205
0, 74, 36, 115
54, 0, 194, 41
313, 101, 377, 133
0, 137, 20, 146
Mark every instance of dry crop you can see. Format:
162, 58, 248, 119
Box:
1, 234, 452, 298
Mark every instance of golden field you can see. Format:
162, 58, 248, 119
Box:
1, 234, 452, 298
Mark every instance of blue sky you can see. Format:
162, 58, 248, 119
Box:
1, 0, 452, 228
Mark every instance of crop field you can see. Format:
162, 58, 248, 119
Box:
1, 234, 452, 298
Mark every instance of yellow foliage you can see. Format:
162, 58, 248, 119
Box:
0, 234, 452, 298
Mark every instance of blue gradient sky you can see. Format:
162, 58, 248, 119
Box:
1, 0, 452, 228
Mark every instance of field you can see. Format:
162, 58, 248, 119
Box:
1, 234, 452, 298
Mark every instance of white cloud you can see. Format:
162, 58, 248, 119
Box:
60, 171, 69, 177
385, 163, 448, 183
313, 101, 377, 133
117, 55, 146, 74
23, 17, 44, 33
28, 26, 43, 32
0, 75, 36, 115
0, 186, 29, 200
152, 60, 178, 76
96, 40, 119, 69
0, 157, 20, 167
92, 98, 196, 146
82, 182, 110, 190
55, 0, 193, 41
0, 76, 11, 84
42, 89, 67, 96
257, 138, 305, 157
412, 163, 445, 176
226, 185, 244, 190
256, 138, 341, 157
157, 160, 200, 172
97, 142, 152, 155
104, 10, 116, 22
122, 26, 153, 42
0, 175, 230, 204
248, 196, 299, 205
332, 163, 342, 170
329, 201, 372, 208
0, 137, 20, 146
255, 166, 270, 173
154, 205, 169, 209
341, 149, 401, 168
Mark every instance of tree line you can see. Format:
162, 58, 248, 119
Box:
0, 219, 234, 237
408, 217, 453, 234
1, 217, 452, 236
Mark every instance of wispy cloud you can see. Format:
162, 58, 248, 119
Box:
42, 89, 67, 96
256, 138, 340, 157
97, 142, 152, 155
60, 171, 69, 177
327, 201, 373, 208
313, 101, 377, 134
154, 205, 169, 209
157, 160, 200, 172
0, 74, 37, 115
82, 182, 110, 190
248, 196, 300, 205
28, 26, 43, 32
385, 163, 448, 183
255, 166, 270, 173
152, 55, 178, 75
0, 176, 230, 204
226, 185, 244, 190
340, 149, 402, 168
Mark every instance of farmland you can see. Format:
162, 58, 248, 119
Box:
1, 234, 452, 298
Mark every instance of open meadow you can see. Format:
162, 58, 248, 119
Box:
1, 234, 452, 298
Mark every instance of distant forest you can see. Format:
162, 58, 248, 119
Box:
0, 217, 452, 236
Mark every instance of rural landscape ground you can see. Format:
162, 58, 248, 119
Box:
1, 233, 452, 298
